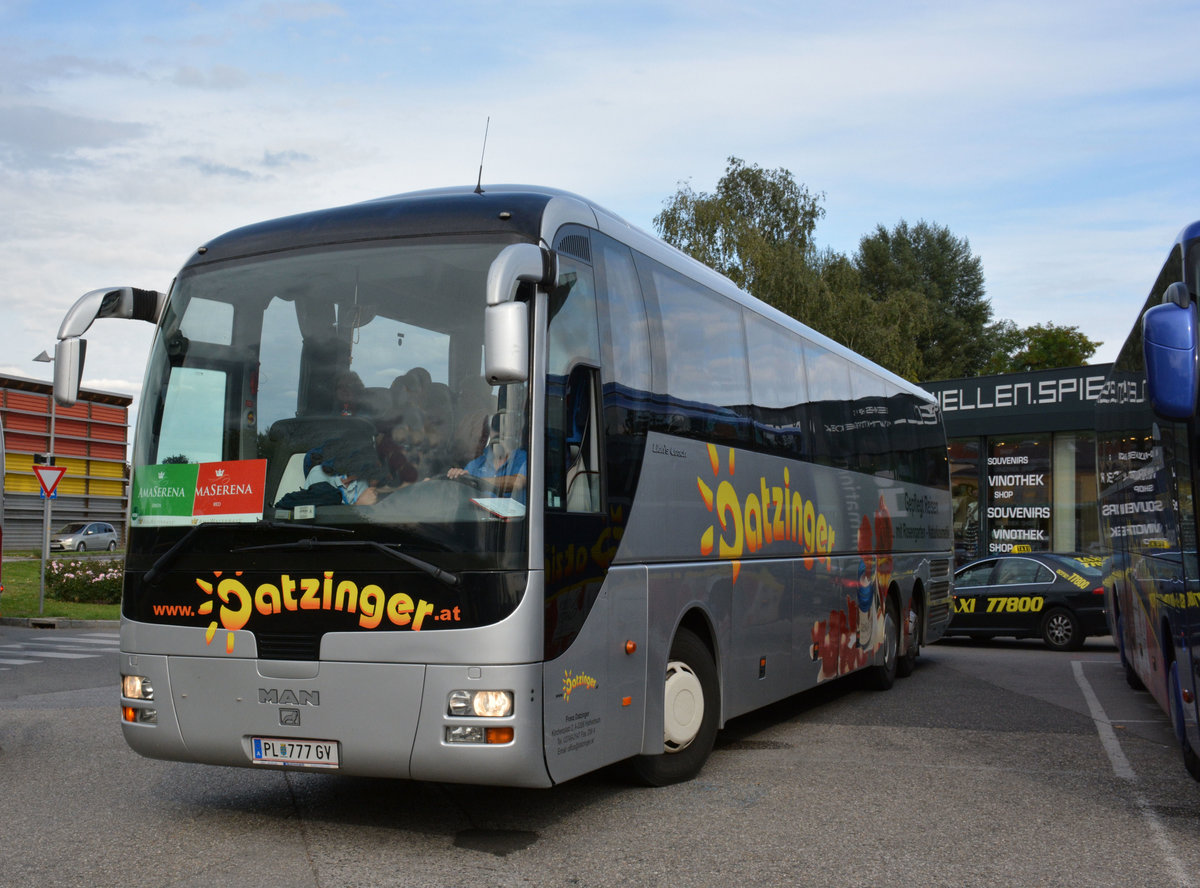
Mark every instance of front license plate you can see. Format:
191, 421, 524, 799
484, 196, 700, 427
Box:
251, 737, 339, 768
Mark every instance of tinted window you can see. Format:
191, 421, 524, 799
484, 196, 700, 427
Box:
994, 558, 1050, 585
639, 255, 750, 446
745, 311, 808, 458
804, 341, 852, 469
594, 234, 651, 395
956, 561, 995, 586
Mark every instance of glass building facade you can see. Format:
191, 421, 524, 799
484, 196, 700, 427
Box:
923, 365, 1110, 563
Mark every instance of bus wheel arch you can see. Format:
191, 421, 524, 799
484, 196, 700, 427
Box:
632, 614, 721, 786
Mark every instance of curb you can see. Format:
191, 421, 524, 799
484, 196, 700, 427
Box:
0, 617, 120, 630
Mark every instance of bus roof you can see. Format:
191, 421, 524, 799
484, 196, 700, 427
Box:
183, 184, 935, 406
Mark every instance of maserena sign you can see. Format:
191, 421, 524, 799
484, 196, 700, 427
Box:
132, 460, 267, 526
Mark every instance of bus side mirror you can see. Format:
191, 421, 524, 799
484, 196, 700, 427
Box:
484, 301, 529, 384
1144, 283, 1199, 420
54, 338, 87, 407
54, 286, 166, 406
483, 244, 557, 384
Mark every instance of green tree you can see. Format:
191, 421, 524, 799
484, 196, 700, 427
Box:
981, 322, 1101, 373
854, 220, 990, 379
807, 250, 931, 380
654, 157, 825, 294
654, 158, 929, 378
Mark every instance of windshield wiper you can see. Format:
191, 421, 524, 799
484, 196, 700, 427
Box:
232, 539, 461, 588
142, 520, 352, 586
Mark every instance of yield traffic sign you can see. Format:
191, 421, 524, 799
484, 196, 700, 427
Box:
33, 465, 66, 498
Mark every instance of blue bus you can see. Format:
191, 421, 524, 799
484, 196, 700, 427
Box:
1098, 220, 1200, 780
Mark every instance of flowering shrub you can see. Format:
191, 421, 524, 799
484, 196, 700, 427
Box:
46, 558, 123, 605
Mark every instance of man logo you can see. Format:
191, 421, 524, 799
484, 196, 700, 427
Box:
258, 688, 320, 706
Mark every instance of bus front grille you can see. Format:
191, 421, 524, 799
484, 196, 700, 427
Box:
255, 633, 321, 661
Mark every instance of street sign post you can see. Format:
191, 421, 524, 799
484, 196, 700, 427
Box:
34, 465, 66, 614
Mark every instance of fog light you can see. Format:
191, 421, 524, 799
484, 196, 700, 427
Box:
446, 725, 485, 743
447, 689, 513, 718
122, 675, 153, 700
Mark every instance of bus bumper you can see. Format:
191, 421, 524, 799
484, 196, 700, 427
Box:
119, 653, 551, 787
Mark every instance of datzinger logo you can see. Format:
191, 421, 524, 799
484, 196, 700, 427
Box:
697, 444, 835, 583
186, 570, 462, 654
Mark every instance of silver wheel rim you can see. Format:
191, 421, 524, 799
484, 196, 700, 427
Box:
663, 660, 704, 753
1046, 614, 1071, 646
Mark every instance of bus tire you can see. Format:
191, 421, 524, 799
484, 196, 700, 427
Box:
1168, 661, 1200, 781
896, 598, 920, 678
1041, 608, 1082, 651
632, 628, 719, 786
1116, 612, 1144, 691
866, 598, 899, 691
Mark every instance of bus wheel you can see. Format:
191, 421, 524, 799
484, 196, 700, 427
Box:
1041, 608, 1082, 651
866, 599, 899, 691
1168, 661, 1200, 781
897, 599, 920, 678
632, 628, 719, 786
1116, 612, 1144, 691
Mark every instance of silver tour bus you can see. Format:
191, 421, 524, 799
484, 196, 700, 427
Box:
54, 186, 954, 787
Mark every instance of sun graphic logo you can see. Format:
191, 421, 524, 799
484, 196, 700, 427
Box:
697, 443, 743, 583
195, 571, 252, 654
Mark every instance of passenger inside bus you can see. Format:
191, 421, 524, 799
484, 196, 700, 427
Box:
276, 437, 386, 507
376, 406, 423, 488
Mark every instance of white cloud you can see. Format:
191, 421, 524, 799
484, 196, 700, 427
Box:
1, 0, 1198, 443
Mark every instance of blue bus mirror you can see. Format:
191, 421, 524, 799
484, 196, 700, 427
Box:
1144, 294, 1199, 420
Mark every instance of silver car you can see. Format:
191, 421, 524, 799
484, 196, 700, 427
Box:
50, 521, 118, 552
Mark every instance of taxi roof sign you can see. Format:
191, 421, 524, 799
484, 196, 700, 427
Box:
33, 465, 66, 498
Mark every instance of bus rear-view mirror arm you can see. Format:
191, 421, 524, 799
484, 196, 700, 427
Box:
484, 244, 557, 385
54, 286, 167, 406
1144, 281, 1199, 421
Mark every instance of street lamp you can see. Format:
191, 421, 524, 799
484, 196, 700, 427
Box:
33, 350, 55, 615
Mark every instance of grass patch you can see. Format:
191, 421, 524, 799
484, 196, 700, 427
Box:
1, 556, 121, 621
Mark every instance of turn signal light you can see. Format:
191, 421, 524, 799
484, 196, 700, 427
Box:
122, 706, 157, 724
486, 727, 514, 744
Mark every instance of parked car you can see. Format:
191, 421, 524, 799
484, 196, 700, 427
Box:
50, 521, 118, 552
947, 552, 1106, 651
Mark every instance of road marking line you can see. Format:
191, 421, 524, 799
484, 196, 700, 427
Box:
0, 658, 39, 666
1073, 660, 1194, 888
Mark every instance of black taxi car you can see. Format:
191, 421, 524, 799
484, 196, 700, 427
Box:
947, 553, 1107, 651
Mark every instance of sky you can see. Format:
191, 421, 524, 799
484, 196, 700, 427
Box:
4, 0, 1200, 434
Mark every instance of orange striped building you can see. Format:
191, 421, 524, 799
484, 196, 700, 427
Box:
1, 373, 131, 549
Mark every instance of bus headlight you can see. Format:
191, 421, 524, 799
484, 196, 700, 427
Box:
447, 689, 513, 718
122, 674, 154, 700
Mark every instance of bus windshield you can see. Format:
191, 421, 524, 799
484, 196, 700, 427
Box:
130, 236, 530, 566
